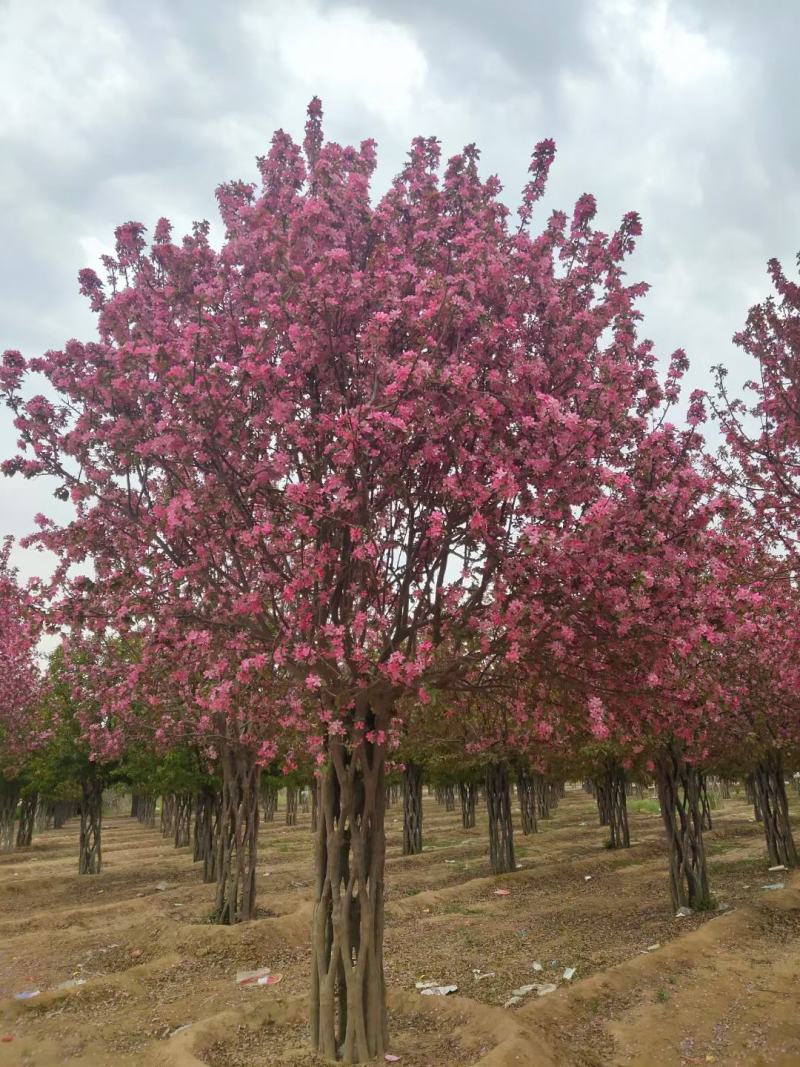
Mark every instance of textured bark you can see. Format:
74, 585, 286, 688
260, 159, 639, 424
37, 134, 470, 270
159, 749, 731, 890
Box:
194, 786, 221, 883
0, 781, 20, 852
754, 749, 798, 869
261, 782, 278, 822
286, 786, 298, 826
459, 781, 477, 829
594, 778, 610, 826
402, 761, 423, 855
311, 779, 319, 834
535, 774, 552, 820
310, 727, 388, 1063
79, 779, 103, 874
16, 792, 37, 848
214, 744, 259, 924
174, 793, 193, 848
656, 743, 711, 910
486, 762, 515, 875
516, 768, 538, 835
160, 794, 176, 837
602, 759, 630, 849
699, 774, 713, 831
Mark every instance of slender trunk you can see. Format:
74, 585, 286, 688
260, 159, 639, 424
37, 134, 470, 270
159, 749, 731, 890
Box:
131, 793, 140, 818
402, 761, 423, 855
310, 724, 388, 1063
720, 778, 731, 800
194, 786, 220, 882
594, 778, 609, 826
311, 778, 319, 834
161, 794, 177, 837
16, 792, 37, 848
301, 789, 311, 814
459, 781, 477, 830
0, 782, 20, 852
603, 758, 630, 849
444, 785, 455, 812
174, 792, 192, 848
516, 768, 538, 835
79, 779, 103, 874
486, 761, 515, 875
286, 786, 298, 826
754, 749, 798, 869
699, 774, 713, 831
214, 744, 259, 924
535, 774, 552, 820
656, 742, 711, 910
261, 782, 277, 822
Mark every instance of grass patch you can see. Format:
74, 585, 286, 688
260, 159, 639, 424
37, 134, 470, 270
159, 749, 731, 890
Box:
629, 799, 661, 816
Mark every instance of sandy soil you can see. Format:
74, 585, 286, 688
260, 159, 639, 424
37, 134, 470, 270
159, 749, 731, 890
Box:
0, 788, 798, 1066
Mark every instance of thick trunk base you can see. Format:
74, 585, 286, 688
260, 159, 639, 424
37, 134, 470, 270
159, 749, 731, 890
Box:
656, 744, 711, 910
402, 762, 423, 855
486, 762, 515, 874
213, 744, 259, 924
754, 750, 798, 869
79, 780, 103, 874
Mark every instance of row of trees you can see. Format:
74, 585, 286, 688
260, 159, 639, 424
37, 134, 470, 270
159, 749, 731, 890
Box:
1, 102, 799, 1062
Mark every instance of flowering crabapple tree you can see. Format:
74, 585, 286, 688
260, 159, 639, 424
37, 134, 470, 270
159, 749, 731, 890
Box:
2, 101, 708, 1061
0, 538, 41, 851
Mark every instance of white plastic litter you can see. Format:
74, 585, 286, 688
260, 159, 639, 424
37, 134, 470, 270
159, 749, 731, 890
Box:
511, 984, 538, 997
768, 864, 786, 872
472, 970, 496, 982
154, 881, 174, 892
14, 990, 39, 1001
55, 978, 87, 991
646, 944, 660, 952
536, 983, 558, 995
416, 981, 458, 996
760, 882, 784, 891
563, 967, 576, 981
503, 995, 523, 1007
584, 875, 592, 882
675, 906, 692, 918
532, 961, 543, 972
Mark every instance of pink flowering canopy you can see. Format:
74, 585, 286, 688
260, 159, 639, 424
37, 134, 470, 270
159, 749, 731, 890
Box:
0, 538, 41, 771
1, 100, 723, 764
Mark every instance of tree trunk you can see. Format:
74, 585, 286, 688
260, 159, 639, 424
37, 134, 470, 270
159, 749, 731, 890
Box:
286, 785, 298, 826
194, 786, 220, 883
0, 781, 20, 852
699, 774, 713, 831
214, 744, 259, 924
459, 781, 477, 829
311, 778, 319, 834
486, 761, 515, 875
656, 743, 711, 911
402, 761, 423, 855
174, 792, 193, 848
602, 758, 630, 849
301, 789, 311, 814
310, 728, 388, 1063
79, 779, 103, 874
754, 749, 798, 869
16, 792, 37, 848
535, 774, 552, 819
131, 793, 140, 818
261, 782, 277, 822
161, 794, 176, 837
516, 768, 538, 835
594, 778, 610, 827
53, 800, 70, 829
444, 785, 455, 812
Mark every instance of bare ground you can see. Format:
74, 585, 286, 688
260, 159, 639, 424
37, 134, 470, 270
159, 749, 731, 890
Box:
0, 788, 798, 1066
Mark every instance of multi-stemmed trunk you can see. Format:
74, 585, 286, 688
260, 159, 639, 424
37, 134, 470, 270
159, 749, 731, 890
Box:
0, 780, 20, 852
516, 767, 537, 835
261, 782, 278, 822
459, 781, 477, 829
601, 758, 630, 849
699, 774, 713, 831
594, 778, 609, 826
16, 792, 37, 848
656, 742, 711, 910
311, 778, 319, 834
137, 794, 156, 827
310, 721, 388, 1064
443, 784, 455, 812
745, 775, 762, 822
286, 786, 298, 827
194, 786, 220, 883
535, 774, 552, 820
79, 779, 103, 875
161, 794, 176, 837
174, 793, 193, 848
486, 761, 515, 875
214, 743, 259, 924
753, 748, 798, 869
402, 761, 423, 855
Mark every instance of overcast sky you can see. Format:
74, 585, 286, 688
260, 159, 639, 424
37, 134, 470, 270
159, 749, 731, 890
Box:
2, 0, 798, 581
